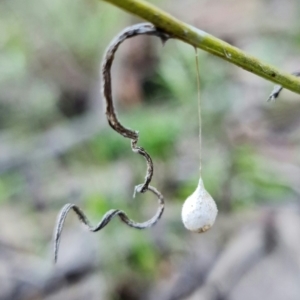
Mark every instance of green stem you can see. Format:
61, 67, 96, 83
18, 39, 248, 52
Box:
102, 0, 300, 95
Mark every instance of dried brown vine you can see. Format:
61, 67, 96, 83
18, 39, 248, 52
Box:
53, 23, 170, 263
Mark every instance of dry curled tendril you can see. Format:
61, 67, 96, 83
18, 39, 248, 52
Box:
53, 23, 171, 263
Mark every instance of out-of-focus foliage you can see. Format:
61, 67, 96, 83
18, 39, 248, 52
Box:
0, 0, 300, 299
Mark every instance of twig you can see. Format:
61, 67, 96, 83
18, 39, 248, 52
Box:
268, 71, 300, 101
101, 0, 300, 95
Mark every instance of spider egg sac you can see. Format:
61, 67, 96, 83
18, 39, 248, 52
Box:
181, 178, 218, 233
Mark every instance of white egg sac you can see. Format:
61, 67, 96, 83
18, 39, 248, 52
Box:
181, 177, 218, 233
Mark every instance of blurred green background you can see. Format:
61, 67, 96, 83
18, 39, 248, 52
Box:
1, 0, 300, 299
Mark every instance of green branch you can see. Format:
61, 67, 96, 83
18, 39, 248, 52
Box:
102, 0, 300, 95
